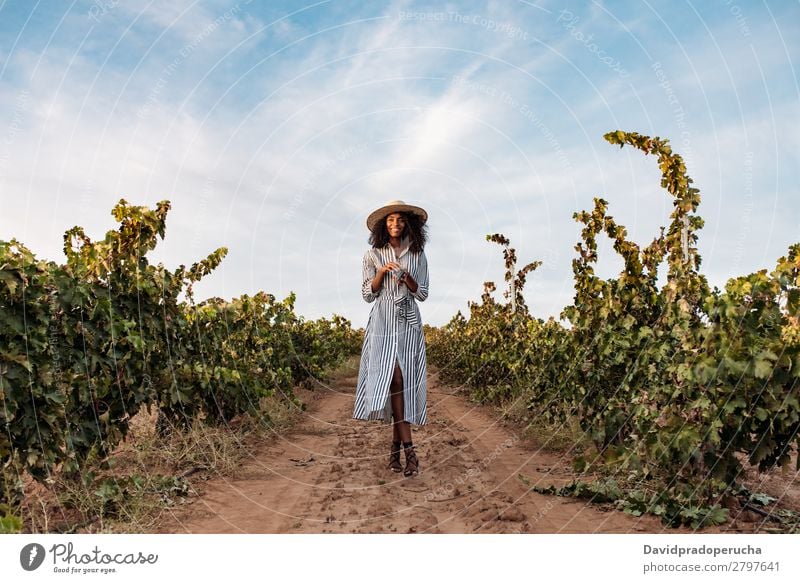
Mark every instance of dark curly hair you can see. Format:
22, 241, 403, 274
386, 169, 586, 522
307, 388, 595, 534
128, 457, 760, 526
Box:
368, 211, 428, 253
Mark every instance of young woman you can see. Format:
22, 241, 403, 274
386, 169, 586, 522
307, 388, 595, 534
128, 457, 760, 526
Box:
352, 199, 430, 477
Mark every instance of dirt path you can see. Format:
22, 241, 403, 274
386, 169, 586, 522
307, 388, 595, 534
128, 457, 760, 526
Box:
153, 365, 745, 534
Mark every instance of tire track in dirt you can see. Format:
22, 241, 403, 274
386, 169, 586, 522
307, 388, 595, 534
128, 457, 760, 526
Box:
154, 366, 724, 534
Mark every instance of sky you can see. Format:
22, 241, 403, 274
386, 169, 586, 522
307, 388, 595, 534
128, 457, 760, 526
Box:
0, 0, 797, 328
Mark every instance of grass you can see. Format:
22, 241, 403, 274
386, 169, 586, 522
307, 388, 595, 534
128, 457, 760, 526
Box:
499, 391, 590, 454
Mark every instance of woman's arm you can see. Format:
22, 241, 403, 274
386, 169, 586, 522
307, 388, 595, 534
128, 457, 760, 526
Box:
409, 251, 429, 301
362, 250, 386, 303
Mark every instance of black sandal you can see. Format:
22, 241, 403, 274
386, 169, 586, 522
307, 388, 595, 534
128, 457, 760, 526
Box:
402, 442, 419, 477
388, 440, 403, 472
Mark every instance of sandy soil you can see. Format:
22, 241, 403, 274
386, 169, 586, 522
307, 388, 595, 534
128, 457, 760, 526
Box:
151, 364, 799, 534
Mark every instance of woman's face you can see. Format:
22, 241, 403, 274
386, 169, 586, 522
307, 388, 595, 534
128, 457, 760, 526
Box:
386, 212, 406, 237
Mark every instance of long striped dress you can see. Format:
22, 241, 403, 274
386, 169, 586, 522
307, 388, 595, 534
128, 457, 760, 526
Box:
353, 236, 429, 426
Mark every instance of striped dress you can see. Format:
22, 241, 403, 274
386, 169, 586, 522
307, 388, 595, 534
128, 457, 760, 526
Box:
353, 236, 429, 426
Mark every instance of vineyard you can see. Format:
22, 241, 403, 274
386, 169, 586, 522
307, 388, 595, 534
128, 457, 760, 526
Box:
2, 130, 797, 534
429, 130, 800, 529
0, 199, 360, 531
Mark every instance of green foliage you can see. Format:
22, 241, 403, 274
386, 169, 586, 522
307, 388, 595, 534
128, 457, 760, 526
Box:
0, 503, 22, 533
431, 130, 800, 528
90, 475, 189, 519
52, 200, 223, 473
1, 198, 360, 512
427, 233, 546, 404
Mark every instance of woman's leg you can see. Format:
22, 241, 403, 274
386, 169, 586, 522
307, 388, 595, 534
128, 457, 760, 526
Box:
390, 358, 411, 443
390, 357, 419, 476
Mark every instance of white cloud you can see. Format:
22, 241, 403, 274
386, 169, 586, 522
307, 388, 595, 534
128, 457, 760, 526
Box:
1, 0, 797, 327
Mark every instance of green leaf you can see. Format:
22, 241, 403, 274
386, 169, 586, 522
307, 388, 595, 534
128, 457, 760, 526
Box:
749, 492, 776, 506
754, 358, 774, 379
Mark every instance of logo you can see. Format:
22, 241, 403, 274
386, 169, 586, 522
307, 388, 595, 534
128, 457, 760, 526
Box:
20, 543, 46, 571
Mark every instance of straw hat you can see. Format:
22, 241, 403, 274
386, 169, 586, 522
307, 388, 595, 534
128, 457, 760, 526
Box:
366, 199, 428, 231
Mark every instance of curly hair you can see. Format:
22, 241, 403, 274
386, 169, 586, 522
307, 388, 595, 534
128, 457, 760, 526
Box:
368, 211, 428, 253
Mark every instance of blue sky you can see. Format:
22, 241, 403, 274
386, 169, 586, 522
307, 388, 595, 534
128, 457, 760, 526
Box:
1, 0, 798, 328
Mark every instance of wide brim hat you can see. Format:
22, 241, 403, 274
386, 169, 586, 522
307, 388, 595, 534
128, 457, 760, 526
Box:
366, 199, 428, 231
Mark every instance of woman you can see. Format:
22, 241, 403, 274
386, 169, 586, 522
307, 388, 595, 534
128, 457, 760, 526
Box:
353, 199, 430, 477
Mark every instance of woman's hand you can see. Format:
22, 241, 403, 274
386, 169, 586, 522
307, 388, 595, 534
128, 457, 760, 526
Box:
377, 262, 417, 292
372, 261, 402, 293
371, 262, 401, 294
379, 261, 401, 275
398, 271, 418, 292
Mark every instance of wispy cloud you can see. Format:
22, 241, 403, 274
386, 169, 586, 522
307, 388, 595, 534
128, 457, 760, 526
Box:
1, 0, 797, 326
